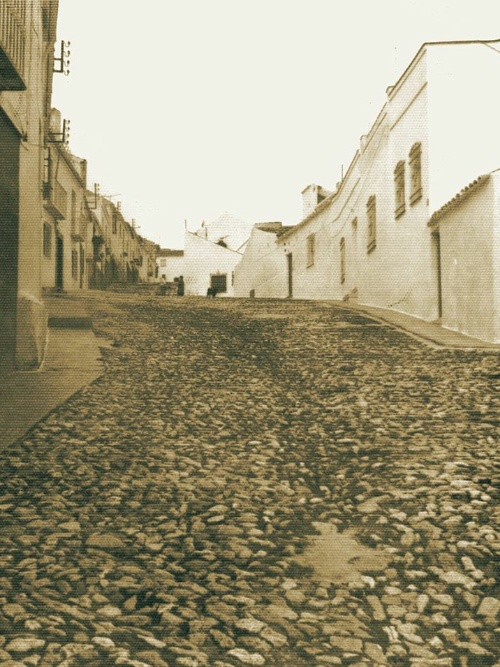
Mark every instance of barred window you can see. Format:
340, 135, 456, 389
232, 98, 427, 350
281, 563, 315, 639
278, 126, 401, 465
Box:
409, 142, 422, 205
367, 195, 377, 253
394, 160, 406, 218
211, 273, 227, 293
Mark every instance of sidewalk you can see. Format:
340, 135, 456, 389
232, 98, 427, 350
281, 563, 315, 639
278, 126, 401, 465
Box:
0, 294, 104, 449
328, 300, 500, 350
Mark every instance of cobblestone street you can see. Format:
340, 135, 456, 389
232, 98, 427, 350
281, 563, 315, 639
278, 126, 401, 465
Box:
2, 291, 500, 667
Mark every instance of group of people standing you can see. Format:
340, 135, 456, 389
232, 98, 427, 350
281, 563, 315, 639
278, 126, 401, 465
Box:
158, 276, 218, 298
158, 275, 184, 296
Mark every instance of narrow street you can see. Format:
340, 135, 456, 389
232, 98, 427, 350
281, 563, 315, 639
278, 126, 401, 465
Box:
1, 291, 500, 667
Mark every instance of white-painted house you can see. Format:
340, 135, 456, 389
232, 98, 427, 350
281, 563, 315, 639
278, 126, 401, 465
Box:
233, 222, 291, 298
234, 38, 500, 343
429, 171, 500, 343
183, 213, 255, 296
157, 249, 184, 283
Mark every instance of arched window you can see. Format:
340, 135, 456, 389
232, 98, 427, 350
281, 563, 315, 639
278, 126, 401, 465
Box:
409, 142, 422, 205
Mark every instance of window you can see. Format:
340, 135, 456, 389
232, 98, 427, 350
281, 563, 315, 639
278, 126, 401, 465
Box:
340, 237, 346, 284
72, 249, 78, 279
409, 142, 422, 205
159, 258, 167, 267
210, 273, 227, 293
43, 148, 52, 195
306, 233, 315, 267
367, 195, 377, 253
71, 190, 76, 234
394, 160, 405, 218
43, 222, 52, 258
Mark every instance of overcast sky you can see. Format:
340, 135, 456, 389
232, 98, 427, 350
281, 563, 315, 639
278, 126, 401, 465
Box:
52, 1, 500, 249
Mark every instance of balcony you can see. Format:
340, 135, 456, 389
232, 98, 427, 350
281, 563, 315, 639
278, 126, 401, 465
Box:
43, 180, 67, 220
72, 212, 89, 242
0, 0, 26, 90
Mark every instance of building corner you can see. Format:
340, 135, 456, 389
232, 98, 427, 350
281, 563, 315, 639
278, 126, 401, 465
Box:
15, 292, 49, 370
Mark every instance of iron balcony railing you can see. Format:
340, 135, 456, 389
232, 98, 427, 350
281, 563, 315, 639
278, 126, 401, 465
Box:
0, 0, 26, 90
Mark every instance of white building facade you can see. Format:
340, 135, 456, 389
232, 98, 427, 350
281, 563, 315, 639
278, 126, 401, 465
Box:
234, 38, 500, 342
429, 172, 500, 343
183, 214, 254, 297
157, 249, 184, 283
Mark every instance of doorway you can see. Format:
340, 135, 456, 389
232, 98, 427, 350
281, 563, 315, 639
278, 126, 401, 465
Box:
79, 245, 85, 289
287, 253, 293, 298
0, 109, 21, 370
56, 234, 64, 291
431, 231, 442, 319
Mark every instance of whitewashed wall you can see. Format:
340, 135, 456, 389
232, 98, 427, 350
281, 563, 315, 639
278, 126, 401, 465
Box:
233, 227, 288, 298
183, 231, 242, 297
436, 176, 498, 342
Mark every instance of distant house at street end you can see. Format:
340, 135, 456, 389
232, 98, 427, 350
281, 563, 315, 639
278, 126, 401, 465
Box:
183, 213, 255, 297
157, 248, 184, 283
233, 38, 500, 344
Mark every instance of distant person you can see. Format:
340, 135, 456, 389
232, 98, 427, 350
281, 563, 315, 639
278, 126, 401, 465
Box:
207, 286, 217, 298
158, 275, 167, 295
177, 275, 185, 296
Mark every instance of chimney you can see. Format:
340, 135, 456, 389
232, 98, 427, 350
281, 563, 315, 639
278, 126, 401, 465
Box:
302, 184, 319, 218
49, 108, 62, 135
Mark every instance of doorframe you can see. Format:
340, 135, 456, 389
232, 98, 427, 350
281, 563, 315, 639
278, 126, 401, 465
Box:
79, 244, 85, 289
287, 252, 293, 298
431, 230, 442, 320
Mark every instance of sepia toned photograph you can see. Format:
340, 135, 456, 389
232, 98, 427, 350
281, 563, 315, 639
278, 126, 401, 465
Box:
1, 1, 500, 665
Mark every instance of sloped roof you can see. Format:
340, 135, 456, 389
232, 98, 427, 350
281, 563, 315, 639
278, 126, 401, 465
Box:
193, 212, 254, 251
428, 174, 491, 226
157, 248, 184, 257
255, 221, 284, 233
187, 230, 243, 255
277, 225, 295, 236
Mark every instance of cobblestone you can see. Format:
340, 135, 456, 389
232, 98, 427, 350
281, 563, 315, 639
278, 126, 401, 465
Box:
1, 291, 500, 666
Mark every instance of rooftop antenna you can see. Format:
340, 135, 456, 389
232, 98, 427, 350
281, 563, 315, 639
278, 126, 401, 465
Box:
54, 40, 71, 75
90, 182, 100, 209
